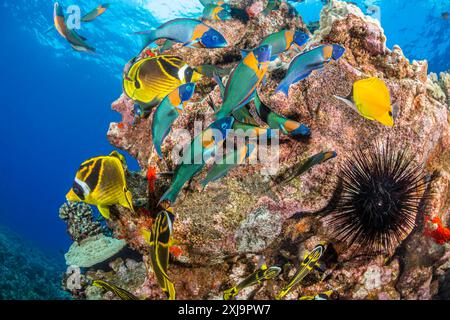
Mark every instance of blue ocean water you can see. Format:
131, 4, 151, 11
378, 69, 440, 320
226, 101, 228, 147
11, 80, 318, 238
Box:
0, 0, 448, 286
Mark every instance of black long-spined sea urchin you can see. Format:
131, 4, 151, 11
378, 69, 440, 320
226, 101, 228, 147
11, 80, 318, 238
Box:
326, 143, 429, 254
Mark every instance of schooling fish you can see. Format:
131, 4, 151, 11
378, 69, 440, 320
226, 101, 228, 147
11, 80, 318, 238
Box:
254, 92, 310, 137
92, 280, 139, 300
142, 209, 176, 300
242, 30, 309, 60
276, 244, 325, 300
123, 55, 201, 110
223, 264, 282, 300
66, 151, 134, 219
66, 29, 96, 53
51, 2, 68, 38
333, 77, 395, 127
152, 83, 196, 159
203, 4, 232, 21
159, 117, 234, 206
215, 44, 272, 120
200, 141, 255, 188
276, 44, 345, 96
194, 64, 233, 78
136, 18, 228, 49
81, 3, 110, 22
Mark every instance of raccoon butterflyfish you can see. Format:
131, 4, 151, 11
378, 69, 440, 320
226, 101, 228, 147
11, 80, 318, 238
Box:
66, 151, 134, 219
152, 83, 196, 159
135, 18, 228, 50
223, 264, 282, 300
92, 280, 139, 300
333, 77, 395, 127
215, 45, 272, 120
142, 209, 176, 300
276, 244, 326, 300
276, 44, 345, 96
123, 55, 201, 111
81, 3, 110, 23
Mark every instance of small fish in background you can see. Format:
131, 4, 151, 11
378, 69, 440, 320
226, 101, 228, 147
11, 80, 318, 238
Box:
273, 151, 337, 185
194, 64, 233, 78
92, 280, 139, 300
200, 0, 231, 11
276, 44, 345, 96
158, 116, 235, 206
241, 29, 309, 61
215, 44, 272, 119
442, 12, 449, 20
203, 4, 232, 21
152, 83, 196, 159
424, 216, 450, 245
254, 92, 310, 137
299, 289, 338, 300
142, 209, 176, 300
81, 3, 110, 23
135, 18, 228, 49
333, 77, 395, 127
123, 55, 201, 112
66, 151, 134, 219
49, 2, 95, 53
276, 244, 325, 300
223, 264, 282, 300
201, 141, 256, 188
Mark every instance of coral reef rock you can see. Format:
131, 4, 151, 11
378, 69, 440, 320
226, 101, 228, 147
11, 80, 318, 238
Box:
65, 234, 127, 268
59, 202, 107, 243
96, 0, 450, 300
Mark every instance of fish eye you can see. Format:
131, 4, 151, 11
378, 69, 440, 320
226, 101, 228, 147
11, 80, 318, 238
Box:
212, 35, 218, 41
261, 47, 266, 52
389, 111, 393, 116
135, 80, 141, 89
186, 85, 192, 91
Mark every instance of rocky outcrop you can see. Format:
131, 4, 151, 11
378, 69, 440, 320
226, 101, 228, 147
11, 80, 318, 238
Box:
96, 0, 449, 300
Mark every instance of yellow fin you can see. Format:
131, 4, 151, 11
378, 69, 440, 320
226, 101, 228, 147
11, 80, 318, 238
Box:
97, 205, 111, 219
141, 229, 151, 244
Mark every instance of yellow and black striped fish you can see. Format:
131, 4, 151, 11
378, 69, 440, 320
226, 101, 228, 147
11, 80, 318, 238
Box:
66, 151, 134, 219
123, 55, 202, 108
142, 208, 176, 300
92, 280, 139, 300
276, 244, 325, 300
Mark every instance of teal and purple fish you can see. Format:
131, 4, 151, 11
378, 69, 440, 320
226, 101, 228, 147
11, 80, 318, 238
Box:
159, 117, 234, 206
202, 4, 232, 21
136, 18, 228, 49
254, 92, 310, 137
215, 45, 272, 119
276, 44, 345, 96
152, 83, 196, 159
242, 29, 309, 60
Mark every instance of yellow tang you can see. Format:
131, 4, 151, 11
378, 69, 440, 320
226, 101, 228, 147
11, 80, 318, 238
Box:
92, 280, 139, 300
335, 77, 394, 127
123, 55, 201, 108
142, 208, 176, 300
66, 151, 134, 219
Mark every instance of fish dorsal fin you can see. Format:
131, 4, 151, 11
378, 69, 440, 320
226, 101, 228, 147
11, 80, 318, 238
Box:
109, 150, 127, 166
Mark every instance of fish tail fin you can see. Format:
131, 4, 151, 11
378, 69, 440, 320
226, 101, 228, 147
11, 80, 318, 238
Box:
275, 81, 290, 97
290, 124, 311, 137
44, 25, 54, 34
135, 29, 157, 48
97, 205, 111, 219
158, 185, 181, 207
213, 73, 226, 98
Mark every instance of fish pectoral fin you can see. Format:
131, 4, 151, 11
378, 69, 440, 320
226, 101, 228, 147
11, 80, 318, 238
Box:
97, 205, 111, 220
183, 39, 200, 48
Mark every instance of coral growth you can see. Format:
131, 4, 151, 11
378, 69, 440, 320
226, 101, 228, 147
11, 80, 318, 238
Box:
59, 202, 107, 243
65, 0, 449, 300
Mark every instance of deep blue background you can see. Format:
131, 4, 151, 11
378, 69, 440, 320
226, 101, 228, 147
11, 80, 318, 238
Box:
0, 0, 448, 260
